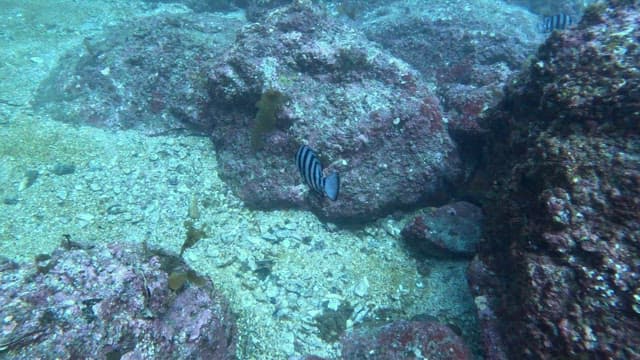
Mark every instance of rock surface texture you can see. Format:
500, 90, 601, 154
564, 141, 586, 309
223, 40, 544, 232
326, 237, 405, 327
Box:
340, 320, 472, 360
35, 12, 245, 134
401, 201, 483, 259
0, 241, 237, 359
361, 0, 544, 166
207, 2, 461, 222
35, 2, 463, 223
472, 1, 640, 358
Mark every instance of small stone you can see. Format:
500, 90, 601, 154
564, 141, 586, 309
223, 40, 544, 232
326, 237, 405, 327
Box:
87, 160, 103, 171
353, 277, 369, 297
56, 190, 67, 200
3, 196, 18, 205
188, 195, 200, 219
76, 213, 94, 222
261, 232, 281, 244
52, 163, 76, 176
19, 169, 39, 191
326, 298, 341, 311
265, 284, 279, 299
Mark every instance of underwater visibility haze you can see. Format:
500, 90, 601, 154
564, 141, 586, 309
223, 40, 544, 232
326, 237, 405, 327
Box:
0, 0, 638, 359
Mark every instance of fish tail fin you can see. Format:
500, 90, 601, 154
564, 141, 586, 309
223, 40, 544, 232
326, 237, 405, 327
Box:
323, 172, 340, 201
536, 18, 548, 33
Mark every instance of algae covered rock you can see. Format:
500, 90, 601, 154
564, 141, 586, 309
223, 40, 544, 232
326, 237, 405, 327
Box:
34, 11, 245, 134
474, 1, 640, 358
401, 201, 483, 259
341, 320, 472, 360
0, 241, 237, 359
207, 2, 462, 222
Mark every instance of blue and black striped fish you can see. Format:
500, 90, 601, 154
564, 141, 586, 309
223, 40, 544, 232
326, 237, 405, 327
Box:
538, 13, 574, 33
296, 145, 340, 201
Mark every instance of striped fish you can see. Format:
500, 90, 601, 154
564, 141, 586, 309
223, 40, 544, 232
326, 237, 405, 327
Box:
539, 13, 574, 33
295, 145, 340, 201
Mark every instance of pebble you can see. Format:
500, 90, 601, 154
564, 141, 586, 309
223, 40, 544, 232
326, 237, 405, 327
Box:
52, 163, 76, 176
326, 298, 341, 311
55, 190, 67, 200
353, 277, 369, 297
19, 170, 39, 191
352, 303, 369, 324
265, 284, 280, 299
76, 213, 94, 222
3, 196, 18, 205
106, 204, 126, 215
261, 232, 281, 244
87, 160, 103, 171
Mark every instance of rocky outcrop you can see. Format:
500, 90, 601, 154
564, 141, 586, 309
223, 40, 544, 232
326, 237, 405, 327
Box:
472, 1, 640, 358
361, 0, 544, 166
35, 12, 245, 134
207, 2, 461, 222
0, 241, 237, 359
340, 320, 471, 360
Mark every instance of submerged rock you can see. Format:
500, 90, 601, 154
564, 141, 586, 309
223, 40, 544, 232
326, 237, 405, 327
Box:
401, 201, 483, 259
34, 12, 245, 134
474, 1, 640, 358
361, 0, 544, 170
0, 241, 237, 359
35, 2, 463, 223
340, 320, 471, 360
207, 2, 461, 222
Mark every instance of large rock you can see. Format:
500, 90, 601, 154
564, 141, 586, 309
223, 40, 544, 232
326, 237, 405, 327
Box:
360, 0, 544, 156
207, 2, 461, 222
340, 320, 472, 360
0, 241, 237, 359
473, 1, 640, 358
35, 12, 245, 134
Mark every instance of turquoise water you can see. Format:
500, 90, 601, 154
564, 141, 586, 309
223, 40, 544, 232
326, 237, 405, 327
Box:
0, 1, 597, 359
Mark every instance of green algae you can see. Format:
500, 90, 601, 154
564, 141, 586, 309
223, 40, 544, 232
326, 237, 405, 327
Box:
180, 220, 207, 256
250, 89, 286, 152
